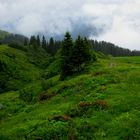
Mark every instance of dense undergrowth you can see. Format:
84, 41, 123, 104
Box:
0, 45, 140, 139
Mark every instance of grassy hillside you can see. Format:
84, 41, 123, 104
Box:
0, 51, 140, 139
0, 45, 41, 92
0, 30, 10, 40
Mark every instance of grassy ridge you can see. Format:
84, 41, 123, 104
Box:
0, 49, 140, 139
0, 45, 41, 92
0, 30, 10, 40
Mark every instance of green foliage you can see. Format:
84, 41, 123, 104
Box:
27, 45, 52, 68
41, 77, 58, 91
36, 35, 40, 46
27, 121, 70, 140
24, 38, 28, 46
0, 45, 40, 93
42, 35, 47, 50
29, 35, 36, 47
19, 83, 42, 103
43, 58, 61, 78
0, 134, 11, 140
47, 37, 55, 55
8, 41, 27, 52
0, 30, 10, 40
60, 32, 73, 80
90, 40, 140, 56
60, 33, 94, 80
70, 36, 92, 72
0, 39, 140, 140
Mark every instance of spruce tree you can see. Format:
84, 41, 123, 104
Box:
29, 36, 36, 46
29, 35, 38, 49
42, 36, 47, 50
83, 37, 92, 62
60, 32, 73, 80
71, 36, 91, 72
48, 37, 55, 55
60, 33, 92, 79
37, 35, 40, 47
24, 38, 28, 46
71, 36, 84, 71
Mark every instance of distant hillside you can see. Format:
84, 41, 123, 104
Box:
0, 29, 28, 45
0, 29, 139, 57
90, 40, 140, 56
0, 30, 10, 40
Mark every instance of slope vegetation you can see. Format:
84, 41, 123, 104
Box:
0, 30, 10, 40
0, 45, 40, 92
0, 51, 140, 139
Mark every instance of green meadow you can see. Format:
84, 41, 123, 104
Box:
0, 45, 140, 140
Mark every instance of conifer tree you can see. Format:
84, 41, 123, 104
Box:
60, 33, 92, 79
29, 35, 38, 49
71, 36, 92, 72
60, 32, 73, 80
29, 36, 36, 46
48, 37, 55, 55
49, 37, 54, 47
24, 38, 28, 46
42, 36, 47, 50
83, 37, 92, 62
37, 35, 40, 46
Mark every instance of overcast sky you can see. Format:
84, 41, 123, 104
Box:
0, 0, 140, 50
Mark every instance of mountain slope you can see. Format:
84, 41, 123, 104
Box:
0, 45, 40, 92
0, 30, 10, 40
0, 29, 28, 45
0, 55, 140, 139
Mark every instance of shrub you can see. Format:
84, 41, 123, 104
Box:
43, 59, 61, 79
93, 100, 108, 109
19, 87, 34, 102
66, 105, 87, 117
49, 115, 72, 122
0, 134, 11, 140
41, 79, 54, 90
38, 91, 48, 101
28, 121, 70, 140
38, 91, 57, 101
19, 84, 42, 103
75, 121, 96, 139
79, 100, 108, 110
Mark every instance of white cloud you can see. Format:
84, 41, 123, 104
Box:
83, 4, 118, 17
0, 0, 86, 36
83, 1, 140, 50
0, 0, 140, 50
97, 17, 140, 50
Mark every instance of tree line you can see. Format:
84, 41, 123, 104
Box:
27, 35, 140, 57
0, 34, 27, 45
1, 32, 140, 57
90, 40, 140, 56
25, 35, 61, 55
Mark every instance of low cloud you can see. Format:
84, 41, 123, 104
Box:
0, 0, 140, 50
83, 1, 140, 50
